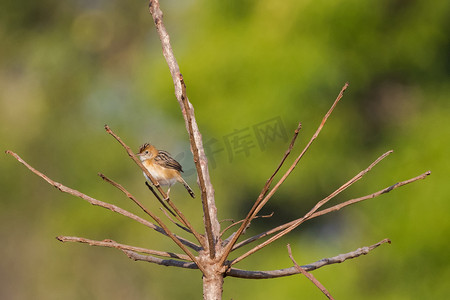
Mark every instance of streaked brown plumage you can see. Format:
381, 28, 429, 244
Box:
137, 143, 195, 198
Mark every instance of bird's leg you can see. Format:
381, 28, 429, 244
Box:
164, 187, 171, 201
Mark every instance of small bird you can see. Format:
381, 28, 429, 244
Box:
137, 143, 195, 199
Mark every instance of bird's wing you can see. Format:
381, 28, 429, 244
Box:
155, 150, 183, 172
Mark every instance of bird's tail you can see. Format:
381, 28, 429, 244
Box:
179, 177, 195, 198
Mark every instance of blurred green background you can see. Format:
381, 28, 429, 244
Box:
1, 0, 449, 299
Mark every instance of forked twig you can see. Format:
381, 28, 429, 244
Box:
288, 244, 334, 300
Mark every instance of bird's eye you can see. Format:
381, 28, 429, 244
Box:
145, 150, 149, 154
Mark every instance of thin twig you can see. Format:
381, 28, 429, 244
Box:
251, 83, 348, 221
220, 212, 274, 238
57, 236, 192, 261
299, 150, 393, 224
288, 244, 334, 300
6, 150, 205, 272
227, 239, 391, 279
254, 123, 302, 213
219, 123, 302, 257
309, 170, 431, 219
145, 181, 176, 216
99, 173, 191, 233
104, 125, 205, 248
219, 219, 235, 223
220, 83, 348, 266
233, 171, 431, 252
98, 173, 162, 220
231, 171, 429, 265
160, 208, 192, 233
243, 122, 302, 236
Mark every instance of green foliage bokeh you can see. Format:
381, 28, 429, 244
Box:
1, 0, 449, 299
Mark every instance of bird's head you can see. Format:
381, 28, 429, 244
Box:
137, 143, 158, 161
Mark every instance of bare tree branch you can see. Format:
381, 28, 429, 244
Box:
109, 238, 390, 278
220, 83, 348, 266
249, 122, 302, 226
5, 150, 204, 265
148, 0, 220, 259
231, 170, 429, 264
100, 174, 185, 237
57, 236, 192, 261
230, 150, 393, 251
309, 170, 431, 219
99, 172, 192, 233
218, 122, 302, 257
226, 239, 391, 279
288, 244, 334, 300
249, 83, 348, 221
98, 173, 165, 221
95, 173, 202, 263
